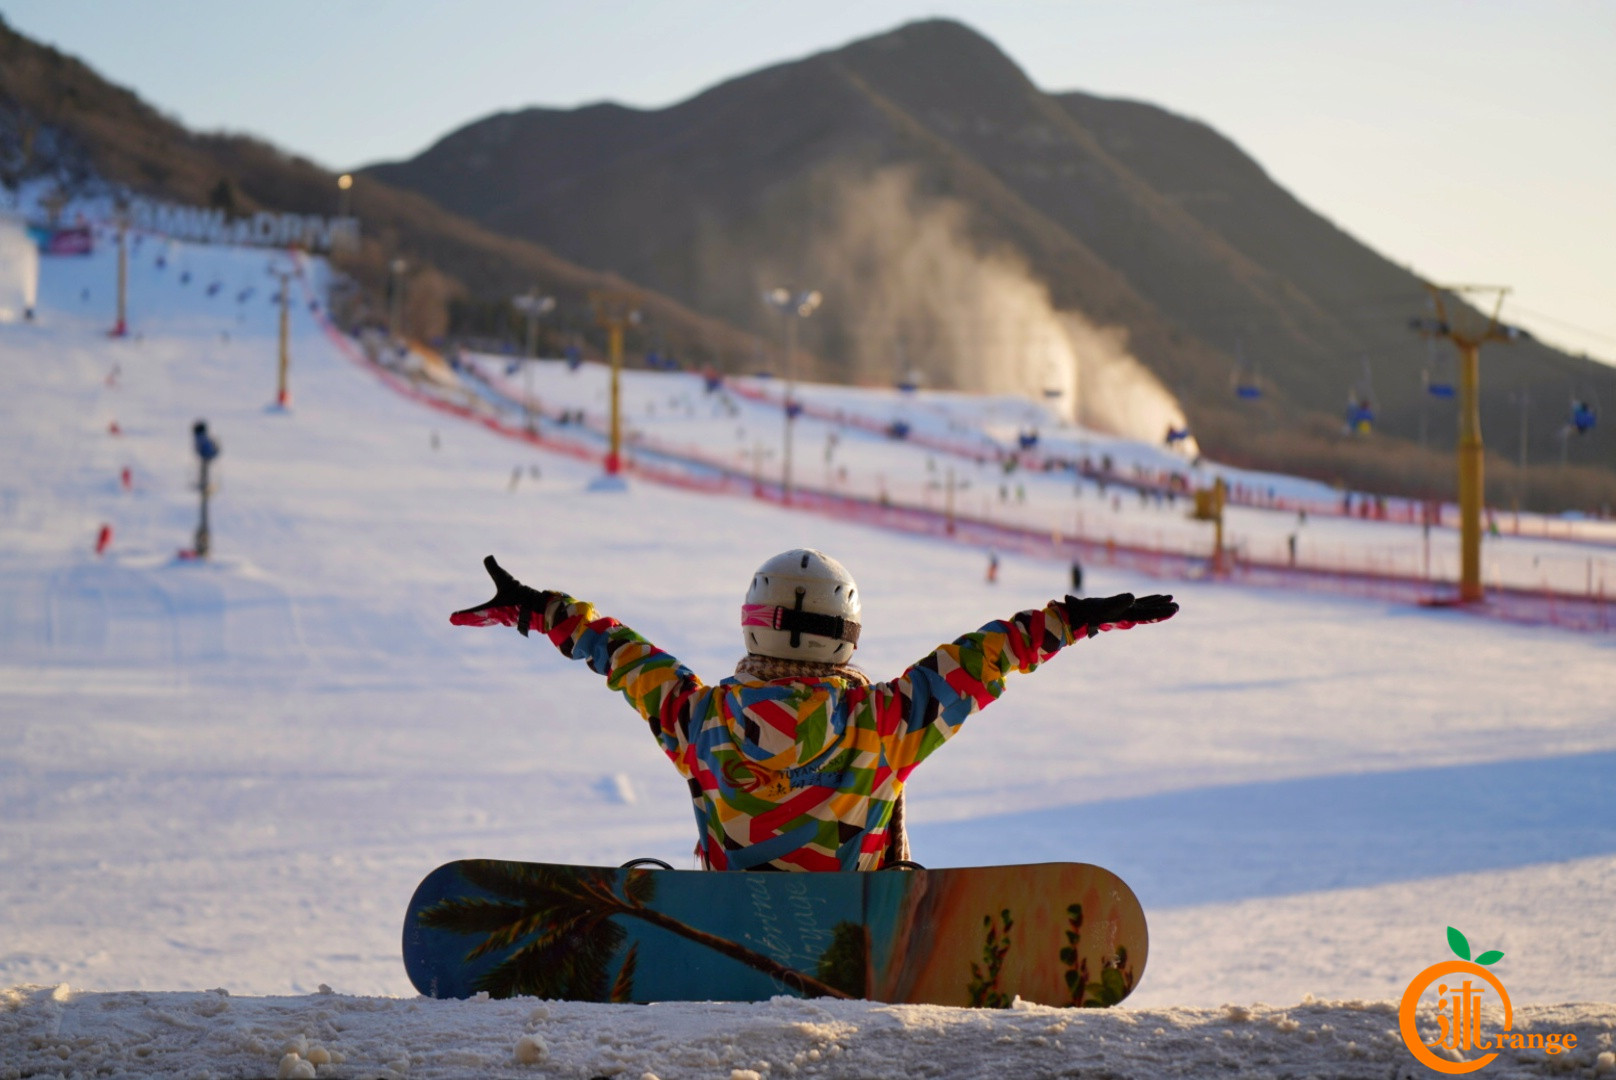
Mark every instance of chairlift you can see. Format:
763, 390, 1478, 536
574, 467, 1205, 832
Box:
892, 345, 919, 393
1232, 357, 1262, 399
1424, 371, 1456, 399
1345, 397, 1375, 434
1231, 338, 1262, 400
1345, 356, 1376, 434
1559, 389, 1600, 465
1570, 396, 1598, 436
1422, 334, 1455, 398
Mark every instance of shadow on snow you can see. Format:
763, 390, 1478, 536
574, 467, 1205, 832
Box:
910, 749, 1616, 908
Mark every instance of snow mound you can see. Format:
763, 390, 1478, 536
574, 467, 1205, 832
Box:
2, 985, 1612, 1079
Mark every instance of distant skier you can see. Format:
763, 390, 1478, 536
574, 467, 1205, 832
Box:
451, 550, 1177, 871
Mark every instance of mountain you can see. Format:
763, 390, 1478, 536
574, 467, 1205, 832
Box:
0, 14, 770, 370
365, 19, 1615, 510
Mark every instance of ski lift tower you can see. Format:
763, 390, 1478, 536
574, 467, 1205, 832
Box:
1408, 283, 1526, 603
590, 290, 640, 480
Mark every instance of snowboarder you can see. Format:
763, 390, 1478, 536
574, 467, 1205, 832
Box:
451, 549, 1177, 872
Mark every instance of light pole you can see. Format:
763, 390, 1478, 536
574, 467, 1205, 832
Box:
112, 211, 129, 337
275, 270, 291, 407
763, 287, 821, 504
512, 291, 556, 432
388, 258, 407, 342
1409, 284, 1525, 603
1513, 387, 1531, 510
337, 173, 353, 218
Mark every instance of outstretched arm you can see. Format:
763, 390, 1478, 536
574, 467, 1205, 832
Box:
450, 556, 708, 763
867, 592, 1177, 770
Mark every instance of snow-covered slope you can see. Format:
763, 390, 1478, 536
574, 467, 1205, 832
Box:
1, 234, 1612, 1077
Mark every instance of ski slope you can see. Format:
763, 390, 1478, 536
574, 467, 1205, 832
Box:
1, 233, 1613, 1077
452, 354, 1616, 600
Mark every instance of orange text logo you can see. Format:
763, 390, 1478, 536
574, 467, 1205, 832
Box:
1398, 927, 1577, 1073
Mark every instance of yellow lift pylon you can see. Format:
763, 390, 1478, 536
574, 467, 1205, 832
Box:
589, 290, 641, 478
1410, 283, 1524, 603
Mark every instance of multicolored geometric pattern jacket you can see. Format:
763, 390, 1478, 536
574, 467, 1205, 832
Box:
453, 594, 1099, 872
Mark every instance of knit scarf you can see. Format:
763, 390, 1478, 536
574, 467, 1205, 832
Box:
732, 654, 911, 866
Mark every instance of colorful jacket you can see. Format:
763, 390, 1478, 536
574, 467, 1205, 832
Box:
455, 594, 1096, 871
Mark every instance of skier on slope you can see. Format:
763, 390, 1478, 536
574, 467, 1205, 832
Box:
451, 549, 1177, 872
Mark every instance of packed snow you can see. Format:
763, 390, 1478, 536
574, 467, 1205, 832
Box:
1, 232, 1612, 1077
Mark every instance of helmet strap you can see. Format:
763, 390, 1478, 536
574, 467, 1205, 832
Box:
789, 588, 806, 649
739, 603, 862, 647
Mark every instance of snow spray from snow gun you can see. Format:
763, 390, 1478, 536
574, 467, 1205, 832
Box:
796, 167, 1194, 448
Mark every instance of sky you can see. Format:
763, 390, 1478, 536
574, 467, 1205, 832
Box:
3, 0, 1612, 365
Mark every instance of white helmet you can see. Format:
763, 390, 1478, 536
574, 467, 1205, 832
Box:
741, 549, 862, 663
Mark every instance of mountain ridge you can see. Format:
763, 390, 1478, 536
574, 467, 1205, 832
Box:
367, 17, 1615, 509
1, 14, 1610, 508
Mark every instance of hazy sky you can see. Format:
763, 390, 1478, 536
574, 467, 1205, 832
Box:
4, 1, 1612, 366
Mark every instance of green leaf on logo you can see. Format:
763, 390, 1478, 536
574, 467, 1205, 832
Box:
1475, 950, 1504, 966
1447, 927, 1471, 961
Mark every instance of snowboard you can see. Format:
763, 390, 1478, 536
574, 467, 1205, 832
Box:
402, 860, 1146, 1008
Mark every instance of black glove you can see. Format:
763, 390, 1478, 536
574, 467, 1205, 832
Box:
1062, 593, 1178, 638
451, 555, 552, 636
